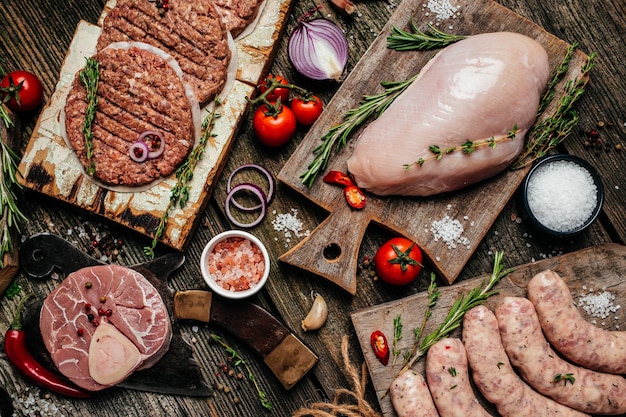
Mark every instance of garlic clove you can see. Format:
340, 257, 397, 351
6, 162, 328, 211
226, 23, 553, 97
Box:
301, 293, 328, 332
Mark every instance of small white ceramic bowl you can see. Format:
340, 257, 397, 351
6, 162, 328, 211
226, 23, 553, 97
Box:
200, 230, 270, 299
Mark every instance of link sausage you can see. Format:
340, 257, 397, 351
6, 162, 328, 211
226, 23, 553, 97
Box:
527, 269, 626, 374
390, 369, 440, 417
425, 338, 491, 417
495, 296, 626, 415
462, 305, 589, 417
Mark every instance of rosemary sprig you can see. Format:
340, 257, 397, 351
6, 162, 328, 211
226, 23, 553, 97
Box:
400, 251, 512, 374
512, 48, 596, 169
79, 58, 99, 176
210, 333, 273, 410
301, 74, 419, 187
391, 315, 403, 366
402, 273, 439, 367
387, 21, 466, 51
143, 97, 222, 257
0, 141, 27, 268
403, 126, 519, 169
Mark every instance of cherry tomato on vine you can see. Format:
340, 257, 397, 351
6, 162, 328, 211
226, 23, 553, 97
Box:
373, 237, 423, 286
291, 95, 323, 126
0, 70, 44, 112
252, 103, 297, 147
258, 74, 290, 104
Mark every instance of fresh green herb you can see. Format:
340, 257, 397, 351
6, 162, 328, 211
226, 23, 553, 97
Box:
387, 21, 466, 51
210, 333, 272, 410
4, 280, 21, 299
553, 373, 575, 386
301, 74, 418, 188
403, 125, 519, 169
144, 97, 222, 257
450, 384, 457, 389
0, 59, 14, 128
401, 251, 512, 374
403, 273, 439, 367
512, 47, 596, 169
391, 315, 403, 366
448, 367, 457, 377
79, 58, 99, 176
497, 361, 505, 369
0, 141, 27, 268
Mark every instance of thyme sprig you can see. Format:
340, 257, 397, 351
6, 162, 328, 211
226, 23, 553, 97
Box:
210, 333, 273, 410
301, 74, 418, 187
143, 97, 222, 257
512, 47, 596, 169
400, 251, 512, 374
391, 315, 403, 366
0, 59, 14, 128
0, 141, 27, 268
387, 21, 466, 51
402, 273, 439, 366
79, 57, 99, 176
403, 126, 520, 169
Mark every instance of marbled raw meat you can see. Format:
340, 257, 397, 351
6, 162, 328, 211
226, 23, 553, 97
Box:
40, 265, 172, 391
346, 32, 550, 197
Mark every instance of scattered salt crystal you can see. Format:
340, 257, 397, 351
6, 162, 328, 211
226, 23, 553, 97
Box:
425, 0, 460, 21
430, 215, 470, 249
271, 209, 310, 245
578, 290, 621, 320
526, 160, 598, 232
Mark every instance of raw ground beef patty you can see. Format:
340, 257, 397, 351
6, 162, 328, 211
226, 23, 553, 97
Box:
97, 0, 231, 105
64, 44, 196, 186
40, 264, 172, 391
213, 0, 265, 38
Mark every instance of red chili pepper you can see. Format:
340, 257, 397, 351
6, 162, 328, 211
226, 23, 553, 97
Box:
370, 330, 390, 365
344, 184, 366, 209
323, 170, 354, 187
4, 295, 91, 398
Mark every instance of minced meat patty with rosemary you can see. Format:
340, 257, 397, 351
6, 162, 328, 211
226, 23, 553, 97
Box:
64, 45, 195, 186
97, 0, 231, 106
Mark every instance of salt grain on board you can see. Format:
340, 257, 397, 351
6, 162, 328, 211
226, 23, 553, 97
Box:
578, 290, 621, 322
430, 215, 470, 249
271, 209, 310, 248
424, 0, 460, 23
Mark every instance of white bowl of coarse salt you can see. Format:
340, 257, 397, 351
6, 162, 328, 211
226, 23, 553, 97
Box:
200, 230, 270, 299
521, 154, 604, 236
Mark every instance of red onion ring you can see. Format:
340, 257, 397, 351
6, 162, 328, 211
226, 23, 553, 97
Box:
225, 183, 267, 228
138, 130, 165, 159
129, 141, 149, 163
227, 164, 274, 212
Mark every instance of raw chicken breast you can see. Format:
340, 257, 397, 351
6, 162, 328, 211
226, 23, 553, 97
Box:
346, 32, 550, 197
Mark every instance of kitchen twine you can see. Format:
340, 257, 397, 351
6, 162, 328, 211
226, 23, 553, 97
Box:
292, 335, 383, 417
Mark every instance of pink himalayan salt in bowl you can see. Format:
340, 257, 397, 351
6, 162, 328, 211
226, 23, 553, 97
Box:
200, 230, 270, 299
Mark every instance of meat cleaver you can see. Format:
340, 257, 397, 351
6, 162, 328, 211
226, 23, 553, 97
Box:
19, 233, 318, 393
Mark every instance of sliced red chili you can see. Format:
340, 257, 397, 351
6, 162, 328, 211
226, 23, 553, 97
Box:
5, 295, 91, 398
370, 330, 390, 365
323, 170, 354, 187
344, 184, 366, 209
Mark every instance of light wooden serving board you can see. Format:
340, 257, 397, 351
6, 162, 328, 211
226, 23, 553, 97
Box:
17, 0, 293, 251
351, 243, 626, 417
278, 0, 590, 294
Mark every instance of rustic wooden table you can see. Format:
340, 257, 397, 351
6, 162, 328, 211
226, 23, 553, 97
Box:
1, 0, 624, 416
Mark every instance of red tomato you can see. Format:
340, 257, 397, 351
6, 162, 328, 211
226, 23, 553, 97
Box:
252, 103, 297, 147
1, 70, 44, 112
291, 95, 323, 126
373, 237, 423, 285
258, 74, 290, 104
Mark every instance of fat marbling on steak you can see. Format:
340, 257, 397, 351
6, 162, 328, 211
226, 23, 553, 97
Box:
97, 0, 231, 105
64, 44, 196, 186
40, 264, 172, 391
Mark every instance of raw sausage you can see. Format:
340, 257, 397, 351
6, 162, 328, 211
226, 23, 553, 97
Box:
495, 296, 626, 415
425, 338, 491, 417
462, 305, 589, 417
390, 369, 440, 417
527, 269, 626, 374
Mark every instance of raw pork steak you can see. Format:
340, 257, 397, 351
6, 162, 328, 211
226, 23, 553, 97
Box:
346, 32, 550, 197
40, 265, 172, 391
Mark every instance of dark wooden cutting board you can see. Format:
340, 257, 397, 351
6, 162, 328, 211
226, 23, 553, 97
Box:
17, 0, 293, 251
278, 0, 591, 294
351, 243, 626, 417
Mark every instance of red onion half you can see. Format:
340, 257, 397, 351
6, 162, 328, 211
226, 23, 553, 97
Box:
288, 18, 348, 81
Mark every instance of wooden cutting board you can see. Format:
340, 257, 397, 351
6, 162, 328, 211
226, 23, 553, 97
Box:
17, 0, 293, 251
277, 0, 591, 294
351, 243, 626, 417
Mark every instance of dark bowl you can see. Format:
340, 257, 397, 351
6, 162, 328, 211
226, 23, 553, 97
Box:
520, 154, 604, 237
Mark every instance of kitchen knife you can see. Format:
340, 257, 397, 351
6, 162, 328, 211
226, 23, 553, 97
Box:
20, 233, 318, 391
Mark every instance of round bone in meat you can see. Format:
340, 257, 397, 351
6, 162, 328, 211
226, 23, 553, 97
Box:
40, 264, 172, 391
